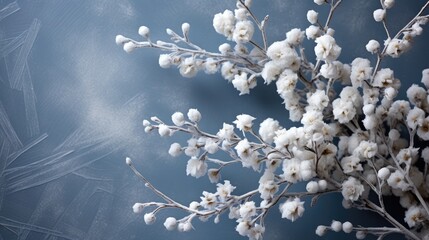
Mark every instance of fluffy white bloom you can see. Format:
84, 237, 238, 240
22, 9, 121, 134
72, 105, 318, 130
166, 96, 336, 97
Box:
221, 62, 238, 81
123, 41, 137, 53
234, 114, 256, 132
217, 123, 235, 140
373, 68, 394, 88
279, 198, 305, 222
314, 0, 325, 5
115, 34, 129, 45
405, 205, 427, 227
187, 108, 201, 122
320, 61, 342, 79
179, 57, 198, 78
385, 38, 406, 58
158, 54, 172, 68
235, 139, 252, 159
168, 143, 182, 157
301, 109, 323, 126
340, 86, 362, 107
258, 118, 280, 143
158, 124, 171, 137
305, 25, 321, 39
314, 34, 342, 62
200, 191, 217, 209
389, 100, 410, 119
307, 10, 318, 24
204, 58, 219, 74
315, 226, 327, 236
306, 181, 319, 193
132, 203, 145, 213
239, 201, 257, 220
213, 10, 235, 39
341, 177, 364, 201
144, 212, 156, 225
383, 0, 395, 8
406, 107, 425, 129
276, 70, 298, 97
217, 180, 236, 201
233, 20, 254, 43
261, 61, 283, 84
232, 72, 251, 95
286, 28, 305, 46
387, 170, 409, 191
282, 158, 301, 183
307, 89, 329, 110
171, 112, 185, 126
177, 221, 193, 232
186, 157, 207, 178
373, 9, 386, 22
236, 221, 251, 236
341, 156, 363, 173
164, 217, 177, 231
248, 224, 265, 240
396, 147, 419, 166
219, 43, 231, 54
318, 180, 328, 191
342, 221, 353, 233
350, 58, 372, 88
258, 180, 278, 200
407, 84, 427, 106
138, 25, 150, 38
417, 117, 429, 140
332, 98, 356, 123
421, 68, 429, 88
365, 39, 380, 54
355, 140, 378, 158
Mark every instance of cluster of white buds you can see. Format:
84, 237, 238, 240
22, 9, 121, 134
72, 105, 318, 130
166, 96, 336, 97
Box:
118, 0, 429, 239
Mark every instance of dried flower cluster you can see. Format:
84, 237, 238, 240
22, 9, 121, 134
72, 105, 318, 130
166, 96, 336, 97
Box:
117, 0, 429, 239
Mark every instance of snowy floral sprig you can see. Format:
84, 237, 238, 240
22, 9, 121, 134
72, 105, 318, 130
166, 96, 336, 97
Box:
117, 0, 429, 239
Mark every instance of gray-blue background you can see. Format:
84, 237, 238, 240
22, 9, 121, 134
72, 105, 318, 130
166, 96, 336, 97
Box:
0, 0, 428, 239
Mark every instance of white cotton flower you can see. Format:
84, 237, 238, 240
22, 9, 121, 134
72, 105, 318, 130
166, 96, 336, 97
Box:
168, 143, 182, 157
132, 203, 145, 213
171, 112, 185, 126
232, 72, 251, 95
320, 61, 342, 79
342, 221, 353, 233
232, 20, 254, 43
158, 124, 171, 137
373, 68, 394, 88
221, 62, 238, 81
356, 140, 378, 159
213, 10, 235, 39
373, 9, 386, 22
208, 168, 220, 183
305, 25, 321, 39
405, 205, 427, 227
138, 26, 150, 38
350, 58, 372, 88
417, 117, 429, 140
407, 84, 427, 106
248, 224, 265, 240
115, 35, 129, 45
187, 108, 201, 122
204, 138, 219, 154
389, 100, 411, 120
200, 191, 217, 209
259, 118, 280, 143
318, 179, 328, 191
179, 57, 198, 78
315, 225, 327, 236
396, 147, 419, 166
365, 39, 380, 54
186, 157, 207, 178
331, 220, 342, 232
258, 180, 278, 200
234, 8, 247, 21
301, 110, 323, 126
204, 58, 219, 74
341, 155, 363, 173
235, 139, 252, 159
282, 158, 301, 183
144, 212, 156, 225
279, 198, 305, 222
177, 221, 193, 232
307, 10, 318, 24
158, 54, 172, 68
314, 0, 325, 5
385, 38, 406, 58
421, 69, 429, 88
383, 0, 395, 8
286, 28, 305, 46
234, 114, 256, 132
340, 86, 362, 107
123, 41, 137, 53
362, 104, 375, 116
387, 170, 409, 191
307, 89, 329, 111
239, 201, 257, 220
217, 123, 235, 140
341, 177, 364, 201
219, 43, 231, 54
217, 180, 236, 201
306, 181, 319, 193
332, 98, 356, 123
406, 107, 425, 130
236, 221, 251, 236
314, 34, 342, 62
164, 217, 177, 231
189, 201, 200, 211
276, 70, 298, 97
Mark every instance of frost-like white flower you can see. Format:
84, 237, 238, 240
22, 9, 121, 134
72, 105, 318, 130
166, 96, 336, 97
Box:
232, 72, 251, 95
239, 201, 257, 220
168, 143, 182, 157
213, 10, 235, 39
331, 220, 342, 232
405, 205, 427, 227
279, 198, 305, 222
261, 61, 283, 84
171, 112, 185, 126
187, 108, 201, 122
144, 212, 156, 225
177, 221, 193, 232
396, 147, 419, 166
341, 156, 363, 173
233, 20, 254, 43
307, 89, 329, 110
258, 180, 278, 200
383, 0, 395, 8
332, 98, 356, 123
320, 61, 342, 79
407, 84, 427, 106
158, 124, 171, 137
235, 139, 252, 159
373, 68, 394, 88
204, 58, 219, 74
421, 68, 429, 88
186, 157, 208, 178
164, 217, 177, 231
342, 221, 353, 233
276, 69, 298, 97
315, 226, 327, 236
307, 10, 318, 24
123, 41, 137, 53
221, 62, 238, 81
350, 58, 372, 88
200, 191, 217, 209
305, 25, 321, 39
282, 158, 301, 183
236, 221, 251, 236
234, 114, 256, 132
386, 38, 406, 58
417, 117, 429, 140
389, 100, 410, 120
387, 170, 409, 191
179, 57, 198, 78
365, 39, 380, 54
406, 107, 425, 129
356, 140, 378, 158
159, 54, 172, 68
314, 0, 325, 5
341, 177, 364, 201
217, 180, 236, 201
373, 9, 386, 22
286, 28, 305, 46
314, 34, 342, 62
258, 118, 280, 143
132, 203, 145, 213
306, 181, 319, 193
217, 123, 235, 140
